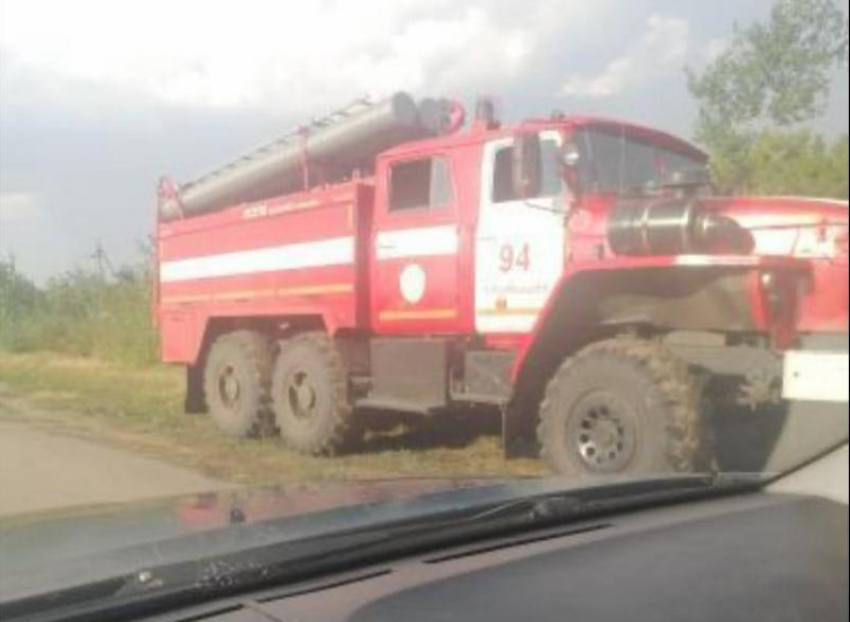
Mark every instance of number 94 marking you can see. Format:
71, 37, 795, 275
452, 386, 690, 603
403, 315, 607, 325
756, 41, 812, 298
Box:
499, 242, 531, 272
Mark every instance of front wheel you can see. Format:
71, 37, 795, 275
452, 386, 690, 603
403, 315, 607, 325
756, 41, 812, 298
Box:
537, 338, 702, 476
271, 332, 352, 455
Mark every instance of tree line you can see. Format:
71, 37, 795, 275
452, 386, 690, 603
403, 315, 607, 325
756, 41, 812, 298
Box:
687, 0, 848, 195
0, 252, 158, 364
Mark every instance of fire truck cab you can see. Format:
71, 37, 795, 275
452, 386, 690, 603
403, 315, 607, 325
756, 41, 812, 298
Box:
156, 93, 849, 476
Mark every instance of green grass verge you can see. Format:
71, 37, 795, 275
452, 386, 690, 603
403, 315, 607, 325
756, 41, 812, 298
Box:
0, 352, 543, 485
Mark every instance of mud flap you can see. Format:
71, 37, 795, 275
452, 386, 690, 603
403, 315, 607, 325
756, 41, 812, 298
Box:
184, 363, 207, 414
503, 399, 540, 459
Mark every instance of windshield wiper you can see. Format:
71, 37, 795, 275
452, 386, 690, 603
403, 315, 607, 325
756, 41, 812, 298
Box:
1, 473, 761, 622
412, 472, 760, 533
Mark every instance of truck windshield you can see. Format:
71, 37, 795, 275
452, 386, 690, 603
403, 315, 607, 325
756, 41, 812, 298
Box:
575, 127, 708, 194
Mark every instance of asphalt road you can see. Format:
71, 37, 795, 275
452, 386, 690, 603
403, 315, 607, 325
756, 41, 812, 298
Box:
0, 418, 227, 518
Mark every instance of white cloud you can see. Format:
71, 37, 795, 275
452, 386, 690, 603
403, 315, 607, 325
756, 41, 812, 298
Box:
701, 37, 729, 64
0, 192, 43, 225
0, 191, 69, 280
0, 0, 600, 112
561, 15, 691, 98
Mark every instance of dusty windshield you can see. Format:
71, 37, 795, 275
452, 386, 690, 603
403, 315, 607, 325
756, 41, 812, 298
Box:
574, 127, 710, 194
0, 0, 847, 575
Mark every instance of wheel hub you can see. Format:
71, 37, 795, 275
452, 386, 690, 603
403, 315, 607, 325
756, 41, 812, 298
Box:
217, 366, 241, 408
568, 392, 636, 472
287, 369, 318, 420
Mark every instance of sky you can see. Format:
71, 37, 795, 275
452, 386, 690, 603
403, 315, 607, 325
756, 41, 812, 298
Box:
1, 0, 847, 282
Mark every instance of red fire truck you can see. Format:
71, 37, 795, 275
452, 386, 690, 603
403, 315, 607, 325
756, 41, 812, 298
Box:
154, 92, 848, 476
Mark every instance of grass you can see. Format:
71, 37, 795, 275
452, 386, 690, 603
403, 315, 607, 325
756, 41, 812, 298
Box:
0, 352, 544, 485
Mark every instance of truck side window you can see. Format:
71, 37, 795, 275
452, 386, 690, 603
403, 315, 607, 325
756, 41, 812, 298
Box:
492, 138, 562, 203
389, 156, 453, 212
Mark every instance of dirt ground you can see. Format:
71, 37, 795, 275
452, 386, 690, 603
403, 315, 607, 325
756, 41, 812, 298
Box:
1, 352, 845, 519
0, 416, 229, 517
0, 353, 544, 511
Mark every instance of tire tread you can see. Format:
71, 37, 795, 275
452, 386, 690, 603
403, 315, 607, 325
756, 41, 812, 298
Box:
537, 337, 701, 474
203, 329, 272, 437
272, 331, 352, 455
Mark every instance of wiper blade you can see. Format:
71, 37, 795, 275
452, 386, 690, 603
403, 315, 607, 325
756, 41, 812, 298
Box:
2, 474, 758, 622
416, 473, 737, 531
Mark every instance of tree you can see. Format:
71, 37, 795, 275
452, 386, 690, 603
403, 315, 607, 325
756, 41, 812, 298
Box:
0, 257, 40, 317
0, 244, 159, 362
687, 0, 849, 194
746, 131, 849, 198
0, 258, 44, 350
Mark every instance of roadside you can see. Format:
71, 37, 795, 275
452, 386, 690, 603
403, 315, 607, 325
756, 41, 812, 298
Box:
0, 353, 544, 490
0, 418, 228, 517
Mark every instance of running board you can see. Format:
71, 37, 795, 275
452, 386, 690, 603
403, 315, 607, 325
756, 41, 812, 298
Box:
354, 397, 440, 415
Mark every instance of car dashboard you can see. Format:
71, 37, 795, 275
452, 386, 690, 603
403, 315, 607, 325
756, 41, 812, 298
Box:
144, 486, 848, 622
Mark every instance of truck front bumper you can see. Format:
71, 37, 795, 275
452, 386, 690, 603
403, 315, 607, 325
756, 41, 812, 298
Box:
782, 350, 849, 403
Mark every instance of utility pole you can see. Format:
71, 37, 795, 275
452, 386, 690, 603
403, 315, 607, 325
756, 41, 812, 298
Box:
91, 240, 106, 280
90, 240, 115, 280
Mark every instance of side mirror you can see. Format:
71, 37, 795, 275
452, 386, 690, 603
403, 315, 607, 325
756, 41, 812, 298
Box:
560, 141, 581, 168
559, 141, 583, 201
511, 132, 542, 199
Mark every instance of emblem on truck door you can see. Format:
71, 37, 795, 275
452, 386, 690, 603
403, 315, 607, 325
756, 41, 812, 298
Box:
400, 264, 427, 304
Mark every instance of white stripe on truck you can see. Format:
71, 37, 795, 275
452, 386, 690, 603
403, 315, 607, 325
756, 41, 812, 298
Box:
160, 236, 355, 283
375, 225, 458, 260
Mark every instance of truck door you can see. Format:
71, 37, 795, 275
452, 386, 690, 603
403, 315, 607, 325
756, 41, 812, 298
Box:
371, 153, 467, 335
475, 130, 566, 333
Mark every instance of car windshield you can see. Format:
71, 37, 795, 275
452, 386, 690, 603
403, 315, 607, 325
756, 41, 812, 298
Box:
0, 0, 847, 617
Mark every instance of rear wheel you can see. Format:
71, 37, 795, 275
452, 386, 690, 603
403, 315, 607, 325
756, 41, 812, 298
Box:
271, 332, 352, 455
203, 330, 272, 437
537, 338, 701, 476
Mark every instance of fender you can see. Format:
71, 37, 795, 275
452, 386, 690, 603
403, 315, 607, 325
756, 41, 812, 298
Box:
503, 254, 809, 457
511, 253, 808, 381
159, 300, 347, 366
